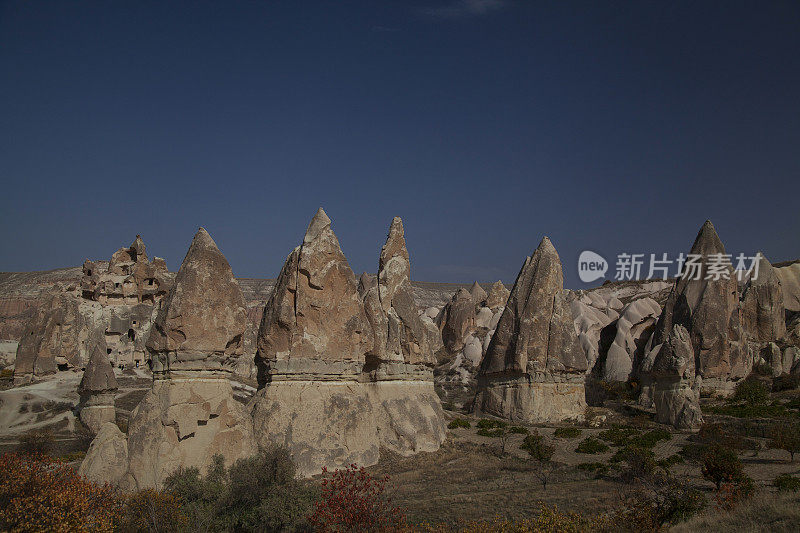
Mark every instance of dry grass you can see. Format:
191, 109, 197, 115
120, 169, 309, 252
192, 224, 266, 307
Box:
671, 492, 800, 532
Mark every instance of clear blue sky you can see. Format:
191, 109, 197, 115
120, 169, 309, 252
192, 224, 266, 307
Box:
1, 1, 798, 288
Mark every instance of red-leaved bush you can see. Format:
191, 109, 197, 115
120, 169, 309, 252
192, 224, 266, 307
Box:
307, 464, 408, 532
0, 452, 123, 532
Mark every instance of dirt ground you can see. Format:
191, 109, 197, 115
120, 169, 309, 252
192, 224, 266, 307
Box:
368, 409, 800, 526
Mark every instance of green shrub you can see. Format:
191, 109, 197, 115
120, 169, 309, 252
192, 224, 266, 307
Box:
575, 437, 610, 454
658, 454, 685, 470
447, 418, 470, 429
553, 427, 582, 439
476, 418, 507, 429
509, 425, 529, 434
774, 473, 800, 492
701, 444, 745, 490
773, 374, 800, 392
576, 462, 609, 478
629, 428, 672, 449
732, 378, 770, 406
598, 426, 640, 446
770, 423, 800, 462
617, 446, 657, 482
521, 434, 556, 489
18, 430, 54, 456
477, 427, 504, 438
164, 447, 317, 532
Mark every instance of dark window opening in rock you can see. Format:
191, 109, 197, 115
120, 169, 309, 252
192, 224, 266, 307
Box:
197, 419, 208, 426
132, 320, 137, 325
57, 363, 68, 371
128, 329, 135, 341
107, 348, 112, 355
115, 283, 120, 289
86, 270, 92, 277
178, 432, 195, 441
135, 360, 139, 368
209, 413, 219, 420
362, 354, 380, 374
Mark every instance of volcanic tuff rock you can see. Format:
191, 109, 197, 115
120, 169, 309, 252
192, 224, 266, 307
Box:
436, 288, 477, 354
363, 217, 446, 454
13, 293, 88, 384
641, 221, 748, 397
651, 325, 703, 430
147, 228, 248, 376
485, 280, 510, 310
474, 237, 587, 423
599, 298, 661, 382
469, 281, 488, 307
251, 210, 444, 475
83, 228, 256, 489
78, 423, 129, 485
776, 263, 800, 312
78, 329, 118, 433
740, 253, 786, 343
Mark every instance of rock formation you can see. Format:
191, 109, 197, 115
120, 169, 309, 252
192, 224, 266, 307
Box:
250, 209, 378, 476
485, 280, 510, 309
82, 228, 256, 489
363, 217, 446, 455
599, 298, 661, 382
641, 221, 748, 397
78, 330, 118, 434
469, 282, 488, 307
474, 237, 587, 423
775, 262, 800, 312
740, 253, 786, 343
651, 325, 703, 430
13, 293, 87, 384
78, 422, 129, 485
436, 289, 477, 354
250, 210, 445, 476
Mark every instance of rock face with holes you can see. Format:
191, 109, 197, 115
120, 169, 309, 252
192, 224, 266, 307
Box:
13, 292, 89, 384
82, 228, 256, 489
651, 324, 703, 430
640, 221, 749, 398
474, 237, 587, 423
250, 210, 445, 476
78, 330, 118, 434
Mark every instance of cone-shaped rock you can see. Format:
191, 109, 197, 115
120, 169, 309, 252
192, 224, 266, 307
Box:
362, 217, 446, 455
741, 253, 786, 343
78, 330, 118, 434
640, 220, 747, 398
485, 280, 510, 309
473, 237, 587, 423
251, 209, 379, 476
651, 325, 703, 430
469, 282, 488, 307
146, 227, 247, 376
91, 228, 257, 490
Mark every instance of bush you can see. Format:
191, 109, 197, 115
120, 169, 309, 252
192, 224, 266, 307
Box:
658, 454, 685, 470
307, 464, 406, 532
615, 446, 657, 482
701, 444, 745, 490
604, 479, 707, 529
771, 423, 800, 462
476, 418, 507, 429
774, 473, 800, 492
0, 452, 122, 531
629, 428, 672, 449
576, 462, 609, 478
553, 427, 582, 439
509, 425, 529, 434
598, 425, 640, 446
120, 489, 187, 532
447, 418, 470, 429
773, 374, 800, 392
164, 447, 317, 532
520, 434, 556, 489
17, 429, 54, 456
575, 437, 609, 454
732, 378, 770, 405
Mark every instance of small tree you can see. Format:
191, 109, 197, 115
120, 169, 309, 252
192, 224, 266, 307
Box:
701, 444, 744, 490
307, 464, 406, 532
521, 434, 556, 490
478, 426, 512, 455
771, 423, 800, 462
